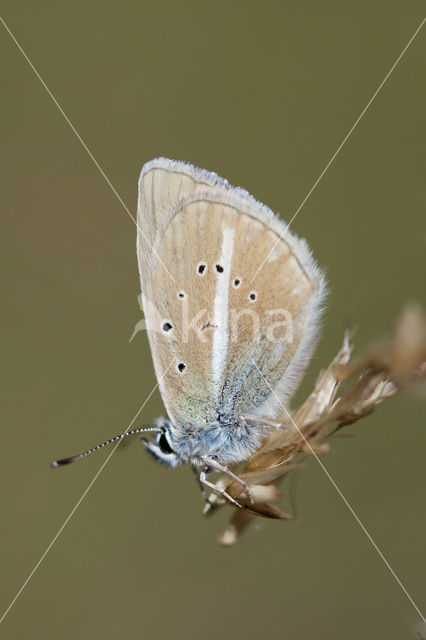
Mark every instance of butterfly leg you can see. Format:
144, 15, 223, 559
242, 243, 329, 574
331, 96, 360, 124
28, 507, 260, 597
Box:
202, 457, 255, 505
199, 467, 246, 510
191, 464, 208, 502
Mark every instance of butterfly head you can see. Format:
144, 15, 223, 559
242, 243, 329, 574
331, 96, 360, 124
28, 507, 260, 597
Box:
141, 420, 182, 468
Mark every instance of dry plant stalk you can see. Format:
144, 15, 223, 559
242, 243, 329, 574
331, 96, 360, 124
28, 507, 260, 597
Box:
204, 305, 426, 546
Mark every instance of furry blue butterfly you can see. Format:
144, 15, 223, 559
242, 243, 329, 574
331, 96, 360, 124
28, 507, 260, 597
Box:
53, 158, 326, 509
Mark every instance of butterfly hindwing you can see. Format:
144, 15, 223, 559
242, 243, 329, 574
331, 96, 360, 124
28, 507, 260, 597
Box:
137, 159, 326, 432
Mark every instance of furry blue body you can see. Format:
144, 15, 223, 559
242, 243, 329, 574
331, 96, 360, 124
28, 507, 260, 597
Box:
161, 417, 262, 466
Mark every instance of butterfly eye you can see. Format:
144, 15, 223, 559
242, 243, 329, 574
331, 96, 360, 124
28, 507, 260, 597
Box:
158, 432, 174, 454
143, 431, 180, 467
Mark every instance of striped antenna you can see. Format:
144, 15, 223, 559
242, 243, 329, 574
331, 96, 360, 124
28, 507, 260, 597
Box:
51, 427, 161, 468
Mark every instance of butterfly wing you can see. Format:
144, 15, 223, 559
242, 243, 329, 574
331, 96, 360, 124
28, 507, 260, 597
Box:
137, 158, 326, 432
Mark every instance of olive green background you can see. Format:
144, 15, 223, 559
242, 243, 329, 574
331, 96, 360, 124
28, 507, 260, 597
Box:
1, 2, 425, 639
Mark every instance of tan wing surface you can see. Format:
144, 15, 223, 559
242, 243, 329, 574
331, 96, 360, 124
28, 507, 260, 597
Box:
137, 158, 326, 430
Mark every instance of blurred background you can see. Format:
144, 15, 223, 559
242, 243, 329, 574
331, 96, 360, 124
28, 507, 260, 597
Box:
1, 2, 425, 638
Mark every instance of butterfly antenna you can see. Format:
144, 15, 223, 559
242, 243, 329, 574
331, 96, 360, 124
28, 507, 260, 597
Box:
51, 427, 161, 468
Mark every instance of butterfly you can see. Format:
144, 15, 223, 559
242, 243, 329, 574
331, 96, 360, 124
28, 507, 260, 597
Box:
53, 158, 326, 510
135, 158, 326, 507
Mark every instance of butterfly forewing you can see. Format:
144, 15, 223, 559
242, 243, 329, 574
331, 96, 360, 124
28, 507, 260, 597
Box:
137, 159, 326, 434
